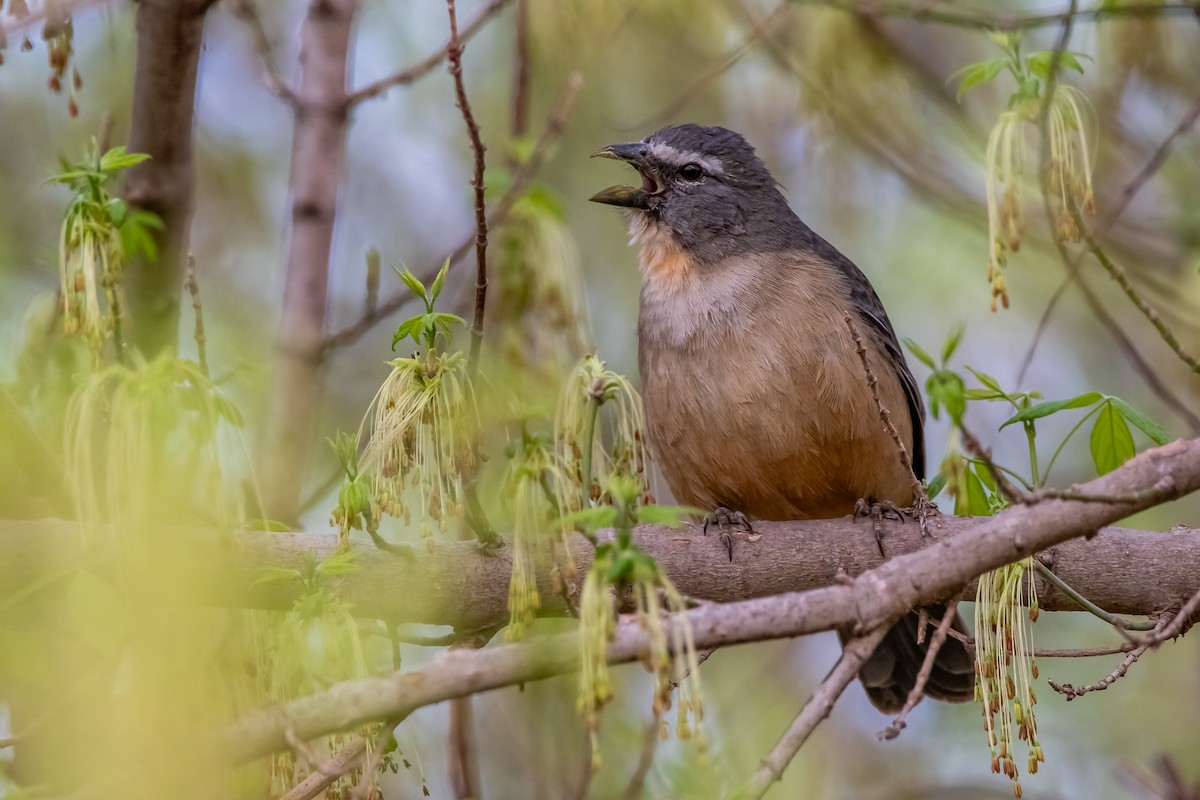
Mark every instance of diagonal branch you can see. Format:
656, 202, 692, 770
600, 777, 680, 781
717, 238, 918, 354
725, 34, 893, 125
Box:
741, 626, 889, 799
346, 0, 513, 106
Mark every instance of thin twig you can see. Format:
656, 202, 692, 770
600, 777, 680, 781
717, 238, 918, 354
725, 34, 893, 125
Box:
1071, 200, 1200, 374
843, 313, 926, 508
229, 0, 296, 101
351, 718, 404, 800
640, 3, 790, 128
1101, 90, 1200, 230
185, 253, 208, 377
446, 0, 490, 369
877, 599, 960, 740
621, 716, 662, 800
1142, 584, 1200, 646
279, 739, 367, 800
797, 0, 1200, 31
322, 72, 584, 351
510, 0, 531, 141
347, 0, 514, 106
1048, 616, 1168, 700
741, 626, 889, 798
1048, 639, 1152, 700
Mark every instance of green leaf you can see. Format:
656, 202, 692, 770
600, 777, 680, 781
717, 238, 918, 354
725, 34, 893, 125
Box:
964, 366, 1005, 397
636, 505, 703, 528
254, 567, 303, 585
1107, 397, 1172, 446
971, 461, 997, 493
952, 58, 1008, 101
430, 258, 451, 302
1000, 392, 1102, 429
391, 318, 423, 351
558, 506, 617, 533
99, 147, 152, 173
394, 267, 427, 302
213, 394, 245, 428
317, 549, 360, 577
105, 198, 128, 228
964, 467, 992, 516
927, 370, 966, 424
1026, 49, 1091, 79
904, 338, 936, 369
941, 325, 964, 365
925, 473, 947, 500
1090, 401, 1136, 475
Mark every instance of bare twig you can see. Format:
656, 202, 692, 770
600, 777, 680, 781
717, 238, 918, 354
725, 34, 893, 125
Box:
621, 716, 663, 800
843, 313, 925, 507
1048, 639, 1152, 700
1071, 201, 1200, 374
641, 3, 790, 128
185, 253, 208, 376
1142, 584, 1200, 646
1048, 616, 1169, 700
351, 718, 404, 800
877, 599, 960, 740
322, 72, 584, 351
279, 739, 367, 800
346, 0, 513, 106
448, 695, 480, 799
446, 0, 490, 369
1101, 91, 1200, 230
510, 0, 531, 140
741, 627, 889, 799
229, 0, 296, 101
797, 0, 1200, 30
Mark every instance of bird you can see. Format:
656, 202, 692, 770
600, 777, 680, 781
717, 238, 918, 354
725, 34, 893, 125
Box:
588, 123, 974, 714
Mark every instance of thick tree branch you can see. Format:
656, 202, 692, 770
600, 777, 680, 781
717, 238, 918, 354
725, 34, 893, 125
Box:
203, 437, 1198, 760
6, 512, 1199, 632
259, 0, 358, 523
123, 0, 219, 355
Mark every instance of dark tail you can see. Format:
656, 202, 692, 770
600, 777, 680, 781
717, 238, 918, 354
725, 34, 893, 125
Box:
842, 604, 975, 714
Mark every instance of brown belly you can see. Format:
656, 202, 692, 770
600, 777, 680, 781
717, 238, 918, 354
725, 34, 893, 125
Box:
640, 323, 915, 521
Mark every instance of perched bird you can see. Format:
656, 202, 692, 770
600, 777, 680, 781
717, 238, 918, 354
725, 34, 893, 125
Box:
589, 123, 973, 713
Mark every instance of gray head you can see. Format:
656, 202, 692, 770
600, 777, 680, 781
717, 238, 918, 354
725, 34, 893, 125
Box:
590, 124, 809, 265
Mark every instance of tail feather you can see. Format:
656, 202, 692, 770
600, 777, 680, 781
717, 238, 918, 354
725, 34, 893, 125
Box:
842, 604, 975, 714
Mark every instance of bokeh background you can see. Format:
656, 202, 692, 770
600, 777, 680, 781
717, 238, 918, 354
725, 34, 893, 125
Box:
1, 0, 1199, 797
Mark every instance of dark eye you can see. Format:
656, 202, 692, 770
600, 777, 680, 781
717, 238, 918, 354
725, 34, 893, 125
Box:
679, 163, 704, 181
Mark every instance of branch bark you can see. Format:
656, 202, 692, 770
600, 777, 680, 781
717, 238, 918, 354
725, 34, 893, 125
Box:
5, 510, 1199, 631
123, 0, 219, 356
259, 0, 358, 523
213, 438, 1200, 763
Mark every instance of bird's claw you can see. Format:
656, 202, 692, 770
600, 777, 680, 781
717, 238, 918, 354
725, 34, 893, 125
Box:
703, 506, 755, 562
853, 497, 903, 557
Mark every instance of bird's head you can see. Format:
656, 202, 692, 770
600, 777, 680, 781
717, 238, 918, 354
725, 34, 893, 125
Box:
589, 124, 798, 267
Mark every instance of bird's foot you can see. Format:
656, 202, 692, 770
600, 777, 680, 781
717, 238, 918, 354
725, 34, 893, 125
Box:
905, 494, 941, 538
702, 507, 757, 562
853, 497, 903, 557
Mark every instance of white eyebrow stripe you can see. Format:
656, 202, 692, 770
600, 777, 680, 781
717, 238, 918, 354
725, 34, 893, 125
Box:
646, 142, 724, 175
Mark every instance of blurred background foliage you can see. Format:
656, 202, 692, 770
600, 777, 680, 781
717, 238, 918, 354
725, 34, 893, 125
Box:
1, 0, 1199, 797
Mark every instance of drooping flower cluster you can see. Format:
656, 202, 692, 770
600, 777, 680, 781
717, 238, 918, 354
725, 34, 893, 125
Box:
975, 557, 1044, 799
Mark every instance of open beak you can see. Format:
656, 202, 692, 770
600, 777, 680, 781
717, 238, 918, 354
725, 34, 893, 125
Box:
589, 142, 660, 209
